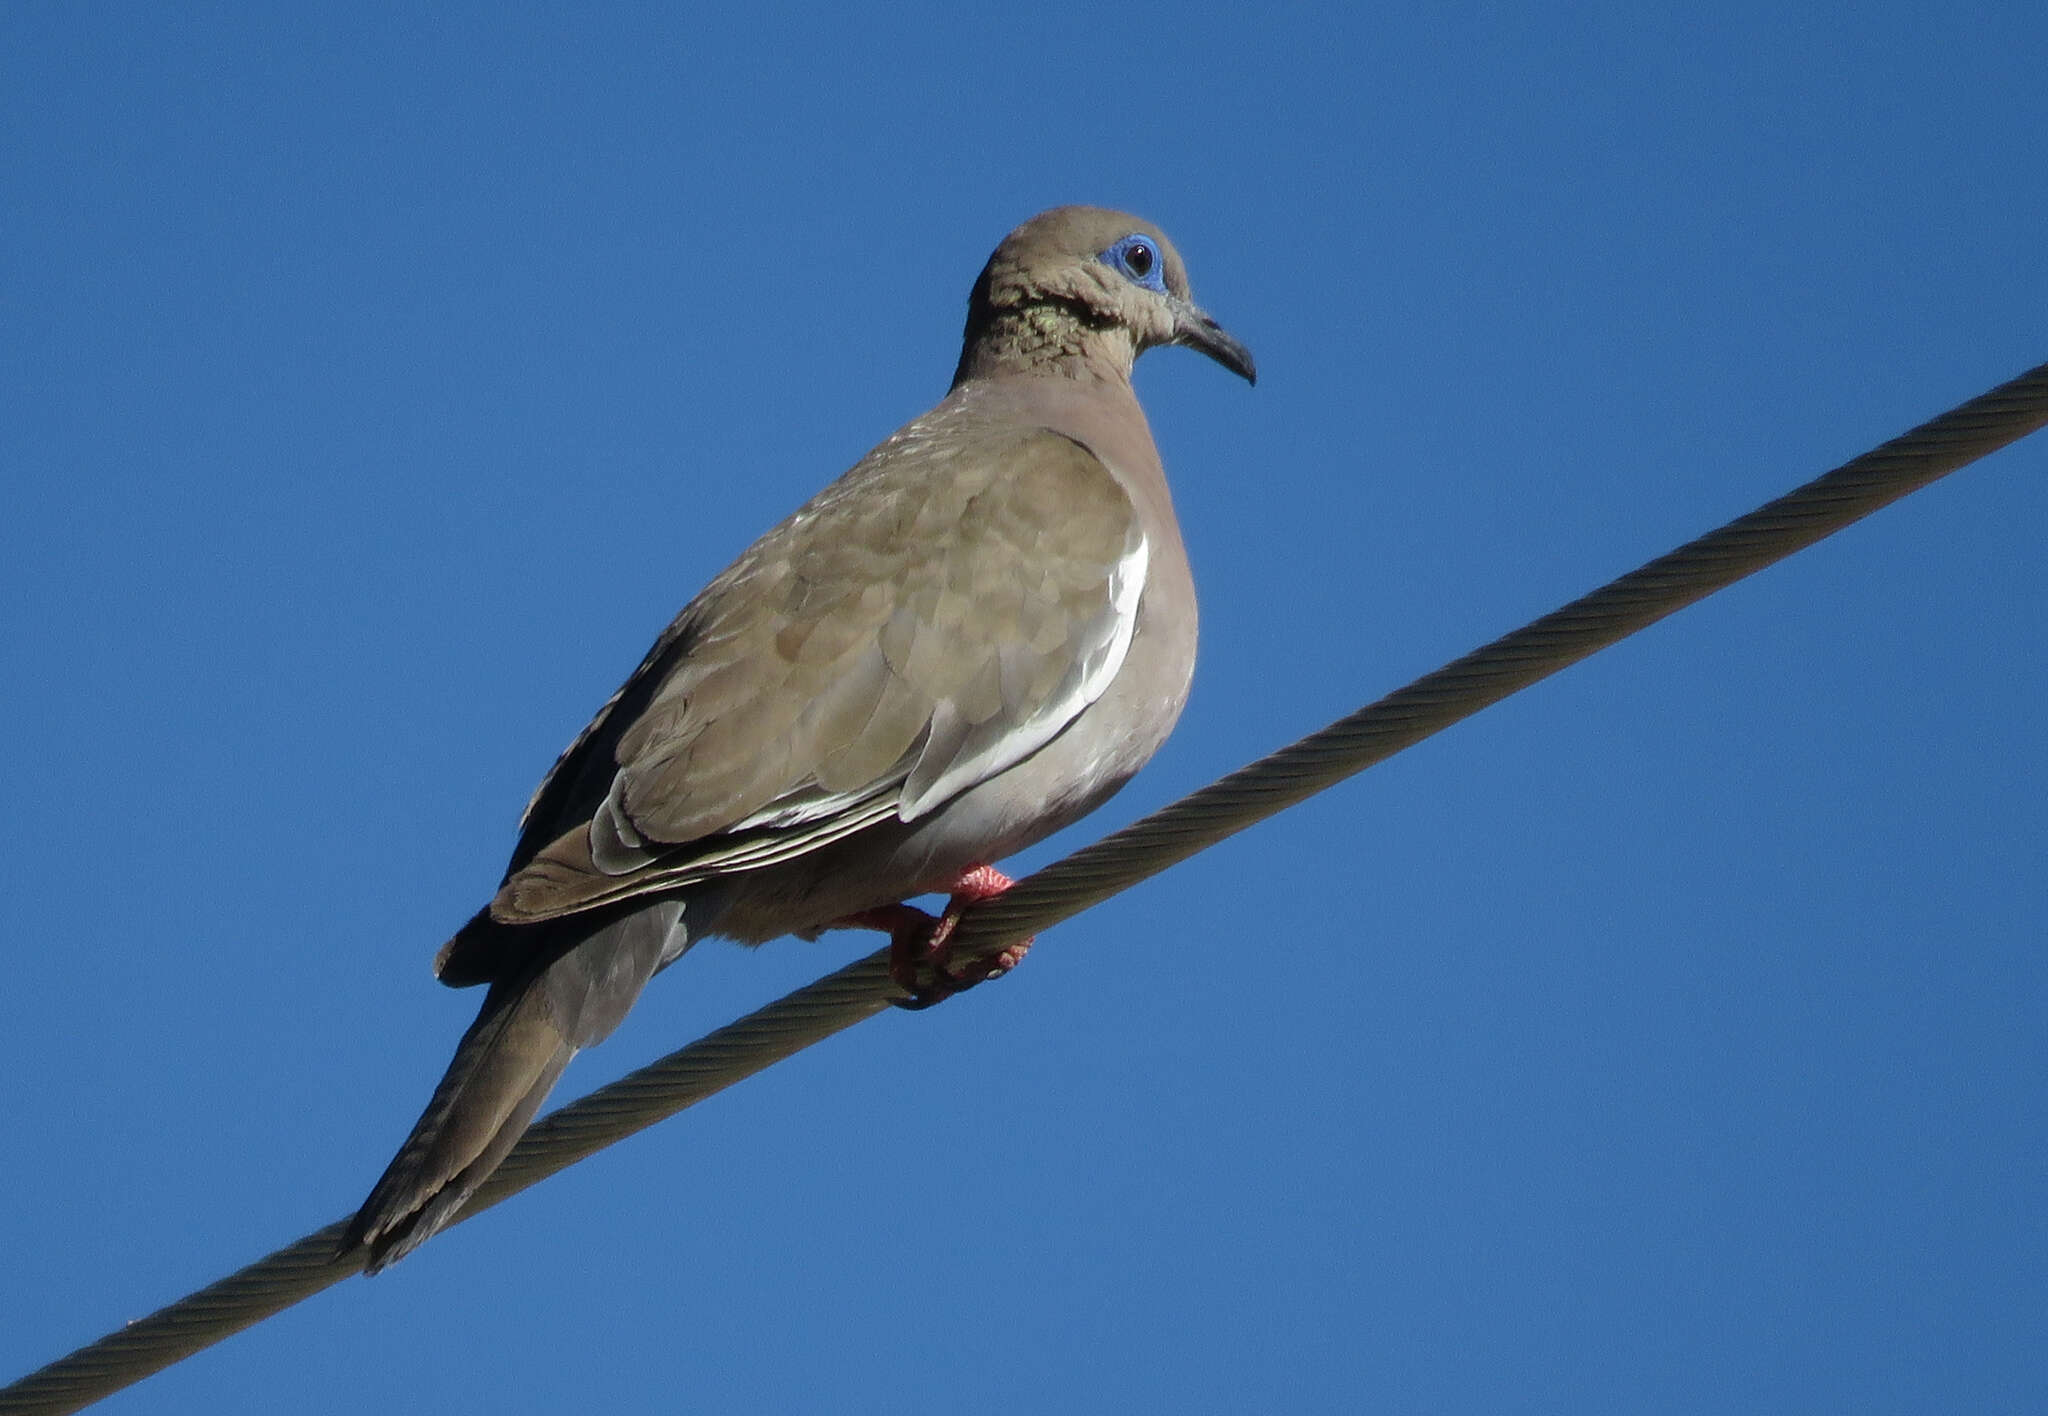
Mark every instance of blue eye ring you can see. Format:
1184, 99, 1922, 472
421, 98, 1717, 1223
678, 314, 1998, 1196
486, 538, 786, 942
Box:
1101, 233, 1167, 293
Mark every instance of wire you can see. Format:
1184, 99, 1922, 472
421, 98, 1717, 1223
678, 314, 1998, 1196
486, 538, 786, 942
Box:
5, 358, 2044, 1416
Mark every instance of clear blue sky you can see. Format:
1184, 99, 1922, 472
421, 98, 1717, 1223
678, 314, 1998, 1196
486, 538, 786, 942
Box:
4, 5, 2043, 1413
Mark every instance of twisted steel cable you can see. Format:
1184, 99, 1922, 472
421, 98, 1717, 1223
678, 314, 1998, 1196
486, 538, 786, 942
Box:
5, 359, 2044, 1415
951, 358, 2048, 952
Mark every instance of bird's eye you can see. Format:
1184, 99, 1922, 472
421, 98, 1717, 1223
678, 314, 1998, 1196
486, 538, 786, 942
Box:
1102, 234, 1167, 293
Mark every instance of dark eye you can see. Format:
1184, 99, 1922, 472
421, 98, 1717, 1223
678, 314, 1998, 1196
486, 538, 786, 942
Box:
1101, 233, 1168, 293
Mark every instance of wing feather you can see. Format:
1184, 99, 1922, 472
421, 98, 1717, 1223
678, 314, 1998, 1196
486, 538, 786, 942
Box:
481, 418, 1145, 935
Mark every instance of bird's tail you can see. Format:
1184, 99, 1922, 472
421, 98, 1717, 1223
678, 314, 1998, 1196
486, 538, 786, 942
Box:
340, 972, 576, 1273
341, 899, 686, 1272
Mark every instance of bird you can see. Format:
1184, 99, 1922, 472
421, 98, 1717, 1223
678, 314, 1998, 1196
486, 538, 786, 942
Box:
340, 205, 1256, 1272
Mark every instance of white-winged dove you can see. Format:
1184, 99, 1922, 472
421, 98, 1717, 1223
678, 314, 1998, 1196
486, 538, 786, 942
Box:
342, 206, 1255, 1271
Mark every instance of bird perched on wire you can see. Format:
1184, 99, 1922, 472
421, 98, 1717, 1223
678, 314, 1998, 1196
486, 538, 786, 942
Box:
340, 205, 1256, 1272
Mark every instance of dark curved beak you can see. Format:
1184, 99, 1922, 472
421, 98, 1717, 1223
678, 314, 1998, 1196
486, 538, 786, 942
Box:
1171, 301, 1257, 385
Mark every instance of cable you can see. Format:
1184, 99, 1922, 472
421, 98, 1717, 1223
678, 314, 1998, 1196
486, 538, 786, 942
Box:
5, 358, 2044, 1416
947, 359, 2048, 954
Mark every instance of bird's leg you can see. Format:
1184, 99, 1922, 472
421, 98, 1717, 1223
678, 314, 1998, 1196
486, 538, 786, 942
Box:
908, 864, 1037, 1006
831, 864, 1035, 1009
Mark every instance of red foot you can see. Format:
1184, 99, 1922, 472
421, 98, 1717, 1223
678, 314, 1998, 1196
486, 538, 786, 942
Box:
830, 865, 1036, 1009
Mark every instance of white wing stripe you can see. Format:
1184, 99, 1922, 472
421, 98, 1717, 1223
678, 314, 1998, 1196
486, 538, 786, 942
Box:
896, 531, 1148, 821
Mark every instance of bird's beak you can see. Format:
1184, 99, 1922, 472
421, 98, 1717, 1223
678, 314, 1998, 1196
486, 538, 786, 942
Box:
1171, 301, 1257, 385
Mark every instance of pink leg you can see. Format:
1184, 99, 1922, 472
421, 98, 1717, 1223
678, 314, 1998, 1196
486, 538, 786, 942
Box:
829, 865, 1036, 1009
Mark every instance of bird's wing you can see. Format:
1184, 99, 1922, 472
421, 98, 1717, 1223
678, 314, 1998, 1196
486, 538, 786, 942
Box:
478, 424, 1145, 935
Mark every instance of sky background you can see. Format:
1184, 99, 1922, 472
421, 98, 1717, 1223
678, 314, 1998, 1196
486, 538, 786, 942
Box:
4, 5, 2044, 1413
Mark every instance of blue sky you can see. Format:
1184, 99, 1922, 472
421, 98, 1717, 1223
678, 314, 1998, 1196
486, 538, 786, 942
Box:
4, 5, 2044, 1413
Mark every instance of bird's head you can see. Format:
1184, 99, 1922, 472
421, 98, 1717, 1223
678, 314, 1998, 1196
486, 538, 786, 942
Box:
954, 205, 1256, 388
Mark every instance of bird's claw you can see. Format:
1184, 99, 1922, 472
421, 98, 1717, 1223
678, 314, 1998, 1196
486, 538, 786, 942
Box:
888, 916, 1035, 1009
832, 864, 1034, 1009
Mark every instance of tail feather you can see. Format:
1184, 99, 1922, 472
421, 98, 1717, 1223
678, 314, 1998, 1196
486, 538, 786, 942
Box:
342, 900, 686, 1272
341, 977, 574, 1272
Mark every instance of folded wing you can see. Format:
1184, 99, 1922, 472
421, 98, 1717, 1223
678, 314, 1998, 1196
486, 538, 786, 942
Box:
474, 424, 1146, 943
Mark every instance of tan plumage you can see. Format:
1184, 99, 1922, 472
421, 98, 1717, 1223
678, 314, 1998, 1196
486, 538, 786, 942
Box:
486, 425, 1142, 928
343, 206, 1254, 1271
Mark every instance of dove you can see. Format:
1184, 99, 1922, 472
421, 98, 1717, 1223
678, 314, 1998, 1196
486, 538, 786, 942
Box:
342, 205, 1255, 1271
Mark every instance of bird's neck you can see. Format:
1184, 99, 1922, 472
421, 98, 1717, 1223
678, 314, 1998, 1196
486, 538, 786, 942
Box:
951, 303, 1137, 389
